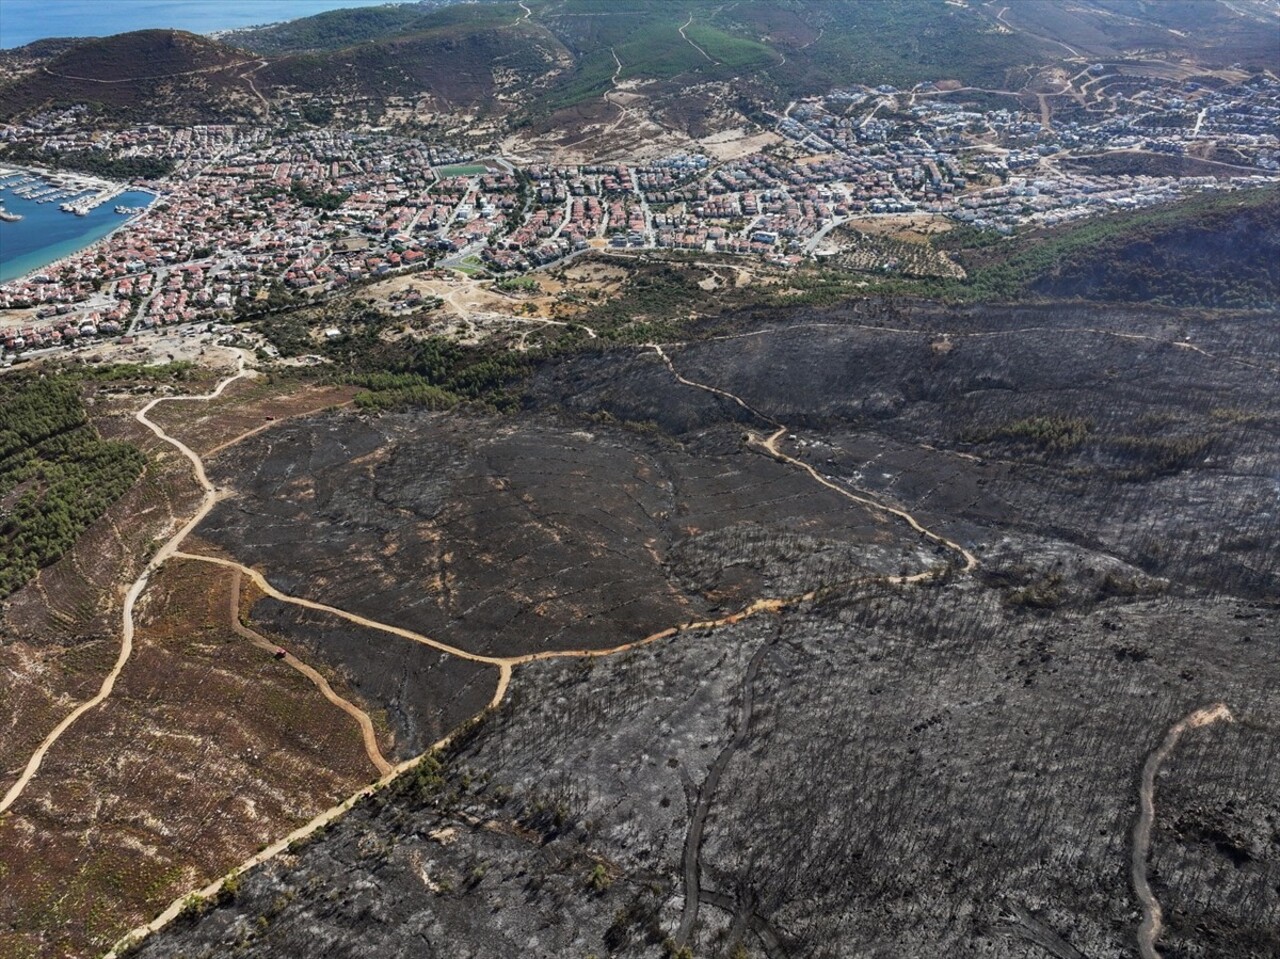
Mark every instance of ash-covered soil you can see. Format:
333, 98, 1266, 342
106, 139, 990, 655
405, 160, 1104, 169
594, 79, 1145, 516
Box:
248, 601, 495, 760
531, 302, 1280, 598
195, 408, 918, 753
124, 585, 1280, 959
136, 300, 1279, 958
201, 414, 912, 651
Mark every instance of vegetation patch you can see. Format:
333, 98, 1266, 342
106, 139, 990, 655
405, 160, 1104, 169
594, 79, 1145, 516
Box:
956, 185, 1280, 308
773, 187, 1280, 310
964, 415, 1094, 455
435, 163, 491, 178
0, 377, 145, 598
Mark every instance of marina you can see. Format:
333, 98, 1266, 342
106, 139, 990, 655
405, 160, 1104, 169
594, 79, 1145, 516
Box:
0, 168, 155, 284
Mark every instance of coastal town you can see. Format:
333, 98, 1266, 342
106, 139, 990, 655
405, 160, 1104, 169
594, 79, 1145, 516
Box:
2, 65, 1278, 361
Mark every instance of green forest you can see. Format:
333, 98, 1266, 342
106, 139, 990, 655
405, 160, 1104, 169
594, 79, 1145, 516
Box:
0, 378, 145, 598
259, 305, 535, 411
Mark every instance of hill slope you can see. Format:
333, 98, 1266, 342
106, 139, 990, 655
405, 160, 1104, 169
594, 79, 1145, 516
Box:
226, 1, 459, 54
0, 30, 263, 123
954, 186, 1280, 308
2, 0, 1275, 137
0, 1, 1060, 129
257, 6, 571, 114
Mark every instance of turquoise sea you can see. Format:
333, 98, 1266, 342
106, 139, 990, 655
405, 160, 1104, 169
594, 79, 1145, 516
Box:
0, 0, 415, 49
0, 178, 156, 284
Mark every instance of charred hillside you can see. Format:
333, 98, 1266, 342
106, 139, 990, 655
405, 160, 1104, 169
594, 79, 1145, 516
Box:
944, 187, 1280, 310
1023, 191, 1280, 308
122, 297, 1279, 959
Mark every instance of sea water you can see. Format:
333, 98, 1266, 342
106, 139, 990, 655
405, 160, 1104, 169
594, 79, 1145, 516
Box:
0, 181, 156, 284
0, 0, 416, 49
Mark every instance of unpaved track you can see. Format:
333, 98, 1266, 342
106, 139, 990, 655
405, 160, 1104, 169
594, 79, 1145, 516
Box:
650, 343, 978, 576
0, 351, 250, 816
228, 570, 392, 776
202, 397, 356, 459
651, 343, 781, 427
675, 635, 772, 948
1132, 703, 1234, 959
758, 427, 979, 577
679, 12, 716, 63
172, 551, 512, 668
103, 705, 493, 959
239, 60, 272, 120
43, 60, 260, 84
177, 549, 793, 671
108, 561, 794, 957
106, 338, 983, 955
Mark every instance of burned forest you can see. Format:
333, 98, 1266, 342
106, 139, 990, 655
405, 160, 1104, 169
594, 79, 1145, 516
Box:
117, 299, 1279, 959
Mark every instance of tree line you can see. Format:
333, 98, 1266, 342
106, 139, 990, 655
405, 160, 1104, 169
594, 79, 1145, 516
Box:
0, 378, 145, 598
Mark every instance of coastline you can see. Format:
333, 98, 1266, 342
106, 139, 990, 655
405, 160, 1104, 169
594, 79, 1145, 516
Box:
0, 164, 158, 286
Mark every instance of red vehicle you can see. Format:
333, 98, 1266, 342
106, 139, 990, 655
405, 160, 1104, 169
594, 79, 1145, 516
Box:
273, 647, 287, 660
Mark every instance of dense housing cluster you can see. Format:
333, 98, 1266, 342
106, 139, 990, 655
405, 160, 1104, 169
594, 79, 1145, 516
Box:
1, 71, 1277, 361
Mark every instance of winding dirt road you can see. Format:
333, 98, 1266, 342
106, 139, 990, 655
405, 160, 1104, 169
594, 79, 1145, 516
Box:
239, 60, 272, 120
227, 570, 392, 776
758, 427, 979, 578
675, 636, 772, 949
0, 350, 251, 816
43, 60, 261, 84
679, 12, 716, 63
1132, 703, 1234, 959
105, 720, 468, 959
650, 343, 978, 577
650, 343, 781, 426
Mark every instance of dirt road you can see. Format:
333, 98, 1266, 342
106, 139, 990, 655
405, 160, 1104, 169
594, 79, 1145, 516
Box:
228, 570, 392, 776
758, 427, 979, 577
0, 350, 251, 815
102, 337, 987, 955
1132, 703, 1234, 959
650, 343, 978, 577
88, 319, 1277, 956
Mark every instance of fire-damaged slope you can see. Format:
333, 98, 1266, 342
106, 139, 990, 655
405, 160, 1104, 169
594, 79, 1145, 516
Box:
124, 300, 1279, 959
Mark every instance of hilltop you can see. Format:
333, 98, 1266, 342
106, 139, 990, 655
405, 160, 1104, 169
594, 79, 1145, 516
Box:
3, 0, 1277, 142
0, 30, 264, 124
0, 0, 1059, 134
254, 5, 572, 118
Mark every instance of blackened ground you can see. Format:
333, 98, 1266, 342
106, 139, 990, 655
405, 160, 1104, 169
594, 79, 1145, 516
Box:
134, 299, 1279, 958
